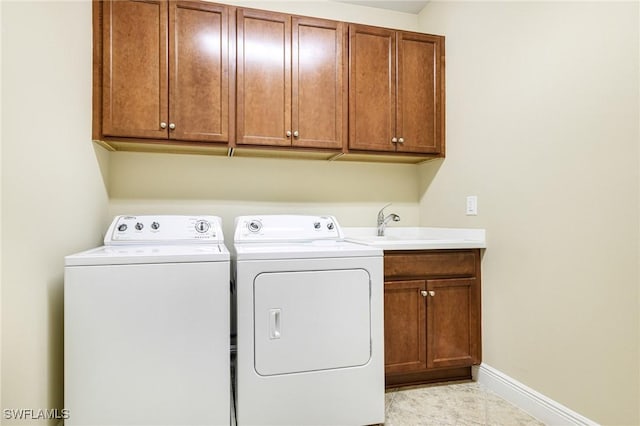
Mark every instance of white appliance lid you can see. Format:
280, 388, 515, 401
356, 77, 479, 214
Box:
232, 240, 381, 260
65, 244, 230, 266
104, 215, 224, 245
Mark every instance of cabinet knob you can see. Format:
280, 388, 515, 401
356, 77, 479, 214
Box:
169, 123, 176, 130
286, 131, 292, 137
293, 130, 299, 138
391, 137, 398, 143
160, 122, 167, 129
429, 290, 435, 297
420, 290, 428, 297
398, 137, 404, 144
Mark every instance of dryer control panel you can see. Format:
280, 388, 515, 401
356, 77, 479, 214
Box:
105, 215, 223, 245
234, 215, 343, 243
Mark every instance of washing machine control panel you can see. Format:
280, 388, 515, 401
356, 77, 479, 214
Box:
234, 215, 343, 242
105, 215, 224, 245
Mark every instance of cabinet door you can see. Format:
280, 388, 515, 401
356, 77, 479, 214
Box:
292, 17, 346, 150
237, 9, 291, 146
384, 280, 427, 374
102, 0, 168, 139
396, 32, 444, 154
169, 2, 232, 142
426, 278, 480, 369
348, 25, 396, 152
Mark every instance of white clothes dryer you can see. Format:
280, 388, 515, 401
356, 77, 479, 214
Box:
65, 215, 230, 426
232, 215, 384, 426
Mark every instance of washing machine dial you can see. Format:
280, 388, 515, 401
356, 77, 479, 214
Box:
151, 221, 160, 230
195, 220, 210, 233
313, 222, 321, 230
327, 222, 335, 230
117, 223, 128, 232
135, 222, 144, 231
247, 220, 262, 233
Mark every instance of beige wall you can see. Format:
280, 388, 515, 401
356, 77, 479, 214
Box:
1, 2, 109, 424
0, 0, 4, 411
2, 1, 639, 425
108, 152, 421, 242
418, 2, 640, 424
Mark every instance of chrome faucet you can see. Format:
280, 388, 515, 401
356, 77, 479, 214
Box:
377, 203, 400, 236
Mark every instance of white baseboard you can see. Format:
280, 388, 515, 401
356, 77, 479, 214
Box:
473, 363, 599, 426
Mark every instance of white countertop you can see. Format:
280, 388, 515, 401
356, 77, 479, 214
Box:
343, 227, 486, 250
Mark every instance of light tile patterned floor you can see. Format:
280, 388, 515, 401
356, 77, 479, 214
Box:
385, 381, 545, 425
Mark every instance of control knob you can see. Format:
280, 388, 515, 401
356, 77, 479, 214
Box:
151, 221, 160, 230
314, 222, 321, 230
195, 220, 210, 233
117, 224, 128, 232
247, 220, 262, 233
327, 222, 335, 230
135, 222, 144, 231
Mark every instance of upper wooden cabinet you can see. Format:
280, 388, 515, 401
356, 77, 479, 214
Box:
94, 1, 445, 161
101, 0, 167, 139
169, 1, 233, 142
236, 9, 346, 150
349, 24, 445, 155
99, 0, 234, 143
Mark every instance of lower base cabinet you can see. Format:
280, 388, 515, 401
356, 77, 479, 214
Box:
383, 249, 481, 388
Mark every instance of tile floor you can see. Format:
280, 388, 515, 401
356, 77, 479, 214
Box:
385, 381, 545, 425
231, 375, 544, 425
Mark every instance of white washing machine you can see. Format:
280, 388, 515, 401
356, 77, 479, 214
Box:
232, 215, 384, 426
64, 215, 230, 426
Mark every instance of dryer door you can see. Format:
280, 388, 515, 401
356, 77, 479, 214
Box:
254, 269, 371, 375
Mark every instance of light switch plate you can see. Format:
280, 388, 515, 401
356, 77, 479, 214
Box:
466, 196, 478, 216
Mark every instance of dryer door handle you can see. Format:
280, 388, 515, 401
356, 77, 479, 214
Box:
269, 309, 281, 339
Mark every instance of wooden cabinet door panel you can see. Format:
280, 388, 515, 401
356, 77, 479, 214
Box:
384, 280, 427, 374
237, 9, 291, 146
348, 25, 395, 152
169, 1, 231, 142
292, 17, 346, 149
397, 32, 443, 154
103, 0, 168, 139
426, 278, 480, 369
